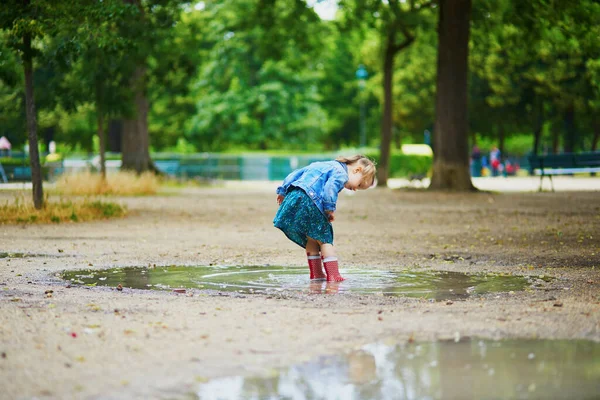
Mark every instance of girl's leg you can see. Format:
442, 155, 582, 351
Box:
320, 243, 345, 282
306, 238, 325, 279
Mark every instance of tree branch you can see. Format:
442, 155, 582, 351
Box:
392, 35, 415, 53
387, 0, 403, 20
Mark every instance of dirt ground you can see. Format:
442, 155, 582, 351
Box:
1, 181, 599, 400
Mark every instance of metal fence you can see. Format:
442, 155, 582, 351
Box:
0, 153, 334, 182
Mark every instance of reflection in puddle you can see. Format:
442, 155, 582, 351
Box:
60, 265, 536, 300
196, 339, 600, 400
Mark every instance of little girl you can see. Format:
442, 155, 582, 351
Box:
273, 155, 376, 282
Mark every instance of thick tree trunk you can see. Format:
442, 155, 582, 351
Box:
108, 120, 122, 152
121, 66, 155, 173
429, 0, 475, 191
23, 32, 44, 209
377, 38, 395, 187
121, 0, 155, 174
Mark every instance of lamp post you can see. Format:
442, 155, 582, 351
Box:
356, 64, 368, 148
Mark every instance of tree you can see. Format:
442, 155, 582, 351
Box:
469, 0, 600, 155
186, 0, 328, 151
0, 30, 25, 148
120, 0, 153, 173
1, 0, 58, 208
116, 0, 190, 173
429, 0, 475, 191
340, 0, 435, 186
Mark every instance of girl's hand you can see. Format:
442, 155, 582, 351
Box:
276, 195, 284, 205
327, 211, 335, 222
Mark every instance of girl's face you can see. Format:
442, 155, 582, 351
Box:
345, 165, 372, 191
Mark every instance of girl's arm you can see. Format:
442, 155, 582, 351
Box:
322, 169, 348, 214
276, 166, 307, 196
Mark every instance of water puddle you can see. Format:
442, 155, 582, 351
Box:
60, 265, 538, 300
195, 339, 600, 400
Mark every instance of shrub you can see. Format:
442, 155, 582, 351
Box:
0, 196, 127, 224
55, 171, 159, 196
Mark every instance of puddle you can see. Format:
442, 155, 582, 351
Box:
60, 265, 537, 300
195, 339, 600, 400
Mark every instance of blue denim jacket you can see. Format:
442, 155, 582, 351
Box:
276, 161, 348, 216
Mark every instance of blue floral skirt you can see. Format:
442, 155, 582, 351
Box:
273, 187, 334, 249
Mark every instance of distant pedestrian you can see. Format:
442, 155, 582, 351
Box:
274, 155, 376, 282
0, 136, 11, 157
471, 145, 482, 177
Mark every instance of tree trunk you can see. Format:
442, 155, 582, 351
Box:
23, 31, 44, 209
394, 126, 401, 149
592, 120, 599, 151
97, 107, 107, 180
121, 0, 155, 174
377, 37, 395, 187
498, 124, 505, 157
108, 120, 122, 152
563, 105, 575, 153
43, 126, 55, 152
429, 0, 475, 191
532, 101, 543, 155
551, 124, 560, 154
121, 66, 155, 173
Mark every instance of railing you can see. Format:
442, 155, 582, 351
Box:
0, 153, 334, 182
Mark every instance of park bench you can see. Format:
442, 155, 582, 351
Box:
527, 152, 600, 191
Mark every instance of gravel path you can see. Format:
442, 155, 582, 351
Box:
1, 183, 599, 399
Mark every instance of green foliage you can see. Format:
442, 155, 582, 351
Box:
393, 23, 437, 139
2, 0, 600, 161
89, 201, 125, 218
0, 31, 24, 144
475, 134, 533, 157
186, 0, 330, 151
469, 0, 600, 152
160, 137, 197, 154
0, 157, 29, 166
365, 151, 432, 177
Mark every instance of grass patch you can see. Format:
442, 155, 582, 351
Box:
0, 195, 127, 224
54, 171, 159, 196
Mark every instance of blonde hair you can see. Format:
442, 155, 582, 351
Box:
336, 155, 377, 186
